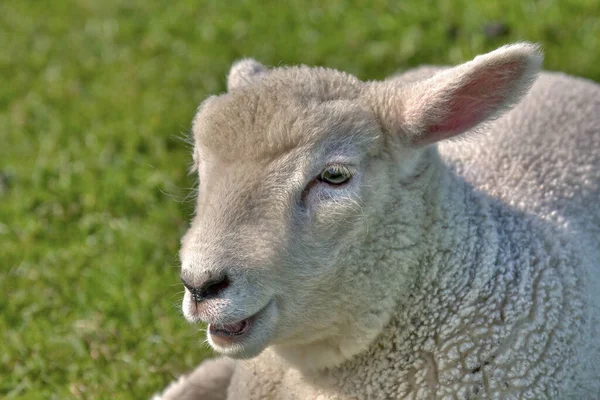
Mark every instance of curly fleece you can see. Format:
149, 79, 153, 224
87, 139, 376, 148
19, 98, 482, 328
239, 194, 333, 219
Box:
156, 61, 599, 399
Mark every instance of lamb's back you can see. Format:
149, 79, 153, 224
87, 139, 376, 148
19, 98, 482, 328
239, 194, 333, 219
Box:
438, 71, 600, 397
438, 72, 600, 242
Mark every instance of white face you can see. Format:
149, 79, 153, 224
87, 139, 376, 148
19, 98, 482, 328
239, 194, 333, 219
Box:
179, 101, 391, 359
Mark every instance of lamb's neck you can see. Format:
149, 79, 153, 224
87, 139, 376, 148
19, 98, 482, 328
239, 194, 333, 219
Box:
409, 157, 503, 311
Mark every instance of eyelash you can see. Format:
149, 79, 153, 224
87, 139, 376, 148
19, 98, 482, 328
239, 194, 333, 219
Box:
300, 164, 352, 201
318, 165, 352, 185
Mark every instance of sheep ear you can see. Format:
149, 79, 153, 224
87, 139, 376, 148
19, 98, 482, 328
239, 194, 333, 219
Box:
371, 43, 543, 146
227, 59, 267, 91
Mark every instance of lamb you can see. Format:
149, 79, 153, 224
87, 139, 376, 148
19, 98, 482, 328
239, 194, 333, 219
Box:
155, 43, 600, 399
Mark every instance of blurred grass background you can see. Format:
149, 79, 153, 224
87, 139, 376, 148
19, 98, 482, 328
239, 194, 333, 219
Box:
1, 0, 599, 398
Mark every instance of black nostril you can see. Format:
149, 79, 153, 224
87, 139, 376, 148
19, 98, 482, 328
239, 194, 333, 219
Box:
200, 275, 230, 299
181, 274, 230, 303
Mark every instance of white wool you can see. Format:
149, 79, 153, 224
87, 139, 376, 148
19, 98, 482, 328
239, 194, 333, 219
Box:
155, 44, 599, 399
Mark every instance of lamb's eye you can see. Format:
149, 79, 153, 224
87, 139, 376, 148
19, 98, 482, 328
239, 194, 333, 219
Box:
319, 166, 351, 185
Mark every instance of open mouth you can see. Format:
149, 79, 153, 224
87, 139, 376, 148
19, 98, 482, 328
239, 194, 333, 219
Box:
209, 318, 252, 337
207, 299, 275, 352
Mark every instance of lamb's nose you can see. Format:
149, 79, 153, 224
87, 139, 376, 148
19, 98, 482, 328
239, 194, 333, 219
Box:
181, 274, 230, 303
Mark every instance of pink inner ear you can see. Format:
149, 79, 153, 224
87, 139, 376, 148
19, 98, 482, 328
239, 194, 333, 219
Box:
420, 61, 524, 145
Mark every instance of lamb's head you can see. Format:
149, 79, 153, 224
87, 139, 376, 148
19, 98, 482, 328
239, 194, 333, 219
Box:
179, 43, 542, 364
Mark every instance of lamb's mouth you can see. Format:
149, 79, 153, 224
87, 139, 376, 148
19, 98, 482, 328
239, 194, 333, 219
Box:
207, 299, 276, 352
209, 318, 252, 337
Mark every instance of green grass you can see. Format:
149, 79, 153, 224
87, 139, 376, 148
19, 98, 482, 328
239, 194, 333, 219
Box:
1, 0, 599, 398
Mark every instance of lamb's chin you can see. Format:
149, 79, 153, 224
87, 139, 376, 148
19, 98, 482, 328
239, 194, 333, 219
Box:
207, 299, 278, 359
